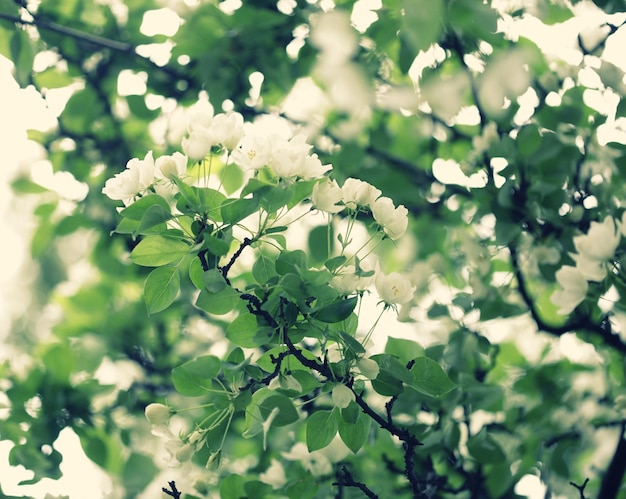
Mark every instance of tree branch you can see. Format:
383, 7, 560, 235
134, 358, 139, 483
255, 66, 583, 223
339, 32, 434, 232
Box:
509, 243, 626, 354
0, 12, 133, 52
162, 481, 182, 499
569, 478, 589, 499
598, 423, 626, 499
282, 334, 423, 496
333, 465, 379, 499
221, 237, 253, 285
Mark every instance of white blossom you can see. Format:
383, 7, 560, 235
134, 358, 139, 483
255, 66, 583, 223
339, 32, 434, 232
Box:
207, 112, 245, 150
301, 153, 332, 179
573, 215, 620, 262
102, 151, 156, 204
269, 134, 312, 178
182, 128, 214, 161
341, 178, 381, 210
375, 271, 415, 305
232, 134, 272, 170
156, 152, 188, 180
370, 196, 409, 240
551, 266, 588, 315
330, 263, 375, 294
175, 442, 195, 462
570, 215, 620, 281
145, 403, 170, 425
312, 178, 344, 213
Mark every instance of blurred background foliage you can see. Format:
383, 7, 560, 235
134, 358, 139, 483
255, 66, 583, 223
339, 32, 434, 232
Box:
1, 0, 626, 497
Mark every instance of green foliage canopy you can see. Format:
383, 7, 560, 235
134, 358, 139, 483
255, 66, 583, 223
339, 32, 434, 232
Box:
2, 0, 626, 498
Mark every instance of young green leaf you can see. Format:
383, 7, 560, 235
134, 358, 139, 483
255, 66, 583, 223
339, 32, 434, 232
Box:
144, 266, 180, 314
130, 235, 190, 266
306, 409, 338, 452
338, 410, 370, 453
409, 357, 457, 397
171, 355, 222, 396
312, 296, 358, 323
120, 194, 171, 221
196, 286, 240, 315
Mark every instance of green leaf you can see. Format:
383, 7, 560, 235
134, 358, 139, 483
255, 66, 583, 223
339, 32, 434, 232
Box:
10, 29, 34, 86
130, 235, 190, 266
467, 428, 506, 464
370, 354, 412, 396
339, 330, 365, 355
135, 204, 172, 235
325, 255, 347, 272
221, 197, 258, 225
120, 195, 171, 221
306, 409, 338, 452
172, 355, 222, 396
34, 67, 74, 89
220, 474, 245, 498
144, 266, 180, 314
257, 184, 293, 213
312, 296, 358, 323
244, 388, 299, 438
122, 453, 157, 495
385, 337, 425, 365
252, 254, 277, 283
401, 0, 444, 53
197, 187, 227, 221
11, 176, 48, 194
188, 257, 205, 289
227, 313, 267, 348
338, 410, 370, 453
308, 224, 333, 264
275, 249, 307, 275
196, 286, 240, 315
204, 233, 231, 256
409, 357, 456, 397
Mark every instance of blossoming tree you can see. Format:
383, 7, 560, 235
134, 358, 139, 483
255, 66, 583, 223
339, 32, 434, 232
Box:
2, 0, 626, 498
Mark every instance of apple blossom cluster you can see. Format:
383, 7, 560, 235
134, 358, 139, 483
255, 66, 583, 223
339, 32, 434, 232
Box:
312, 177, 409, 240
145, 403, 208, 466
101, 150, 187, 206
551, 214, 626, 315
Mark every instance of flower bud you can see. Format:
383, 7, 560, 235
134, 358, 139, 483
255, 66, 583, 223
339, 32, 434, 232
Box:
144, 403, 170, 425
332, 383, 355, 409
370, 196, 408, 240
176, 442, 195, 462
356, 357, 379, 380
312, 178, 344, 213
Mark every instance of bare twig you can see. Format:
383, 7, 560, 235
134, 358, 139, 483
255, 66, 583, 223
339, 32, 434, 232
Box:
333, 466, 379, 499
598, 423, 626, 499
0, 12, 132, 52
162, 481, 182, 499
509, 244, 626, 354
569, 478, 589, 499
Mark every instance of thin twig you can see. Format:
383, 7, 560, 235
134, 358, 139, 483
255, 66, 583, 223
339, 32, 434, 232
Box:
569, 478, 589, 499
509, 244, 626, 354
162, 481, 182, 499
0, 12, 132, 52
333, 466, 379, 499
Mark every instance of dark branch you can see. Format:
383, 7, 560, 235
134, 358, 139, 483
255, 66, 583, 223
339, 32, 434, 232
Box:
333, 466, 379, 499
221, 237, 253, 284
282, 334, 423, 496
509, 244, 626, 354
598, 423, 626, 499
569, 478, 589, 499
162, 481, 182, 499
0, 12, 132, 52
